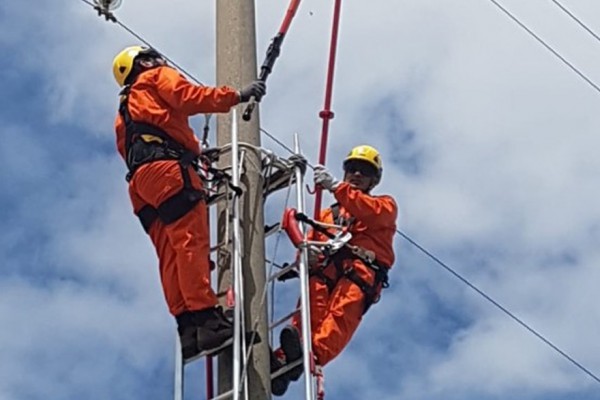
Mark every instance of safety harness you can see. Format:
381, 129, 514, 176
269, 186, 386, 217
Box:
118, 84, 205, 233
285, 205, 390, 314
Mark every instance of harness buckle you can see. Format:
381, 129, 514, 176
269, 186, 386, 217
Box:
351, 245, 376, 265
324, 232, 352, 253
140, 134, 164, 144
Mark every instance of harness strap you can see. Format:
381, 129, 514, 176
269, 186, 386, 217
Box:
303, 203, 390, 313
119, 85, 205, 233
343, 268, 379, 310
156, 161, 205, 225
136, 204, 159, 234
308, 268, 337, 293
313, 247, 389, 314
119, 85, 194, 182
134, 159, 205, 233
331, 203, 354, 228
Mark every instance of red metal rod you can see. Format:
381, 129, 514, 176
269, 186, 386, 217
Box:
279, 0, 302, 34
314, 0, 343, 220
243, 0, 303, 121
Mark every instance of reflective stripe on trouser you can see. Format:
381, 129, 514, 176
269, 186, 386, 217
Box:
292, 258, 379, 366
129, 160, 217, 316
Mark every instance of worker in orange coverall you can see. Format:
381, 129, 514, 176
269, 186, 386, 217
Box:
112, 46, 266, 360
274, 145, 397, 392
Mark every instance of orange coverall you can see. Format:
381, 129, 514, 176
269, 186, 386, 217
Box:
114, 66, 240, 316
293, 181, 397, 366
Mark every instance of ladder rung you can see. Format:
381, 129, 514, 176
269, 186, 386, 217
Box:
268, 263, 298, 283
271, 358, 303, 380
269, 308, 300, 331
207, 192, 229, 207
183, 337, 234, 365
264, 222, 280, 238
182, 331, 262, 365
210, 240, 230, 253
210, 389, 233, 400
207, 359, 304, 400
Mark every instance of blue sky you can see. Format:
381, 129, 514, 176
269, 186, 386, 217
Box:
3, 0, 600, 399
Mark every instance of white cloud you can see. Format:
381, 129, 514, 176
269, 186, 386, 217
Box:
3, 0, 600, 399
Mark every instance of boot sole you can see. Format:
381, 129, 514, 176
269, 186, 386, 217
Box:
280, 326, 303, 381
184, 337, 233, 364
271, 375, 289, 397
185, 331, 263, 364
270, 351, 290, 397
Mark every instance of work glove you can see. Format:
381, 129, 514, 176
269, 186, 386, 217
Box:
313, 164, 340, 192
239, 80, 267, 103
288, 154, 307, 176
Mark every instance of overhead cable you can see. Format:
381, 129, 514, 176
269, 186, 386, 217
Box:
258, 127, 600, 387
78, 0, 204, 86
78, 0, 600, 387
396, 228, 600, 385
488, 0, 600, 95
260, 120, 600, 386
77, 0, 213, 142
550, 0, 600, 44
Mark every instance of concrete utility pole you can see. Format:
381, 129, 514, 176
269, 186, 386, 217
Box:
215, 1, 271, 399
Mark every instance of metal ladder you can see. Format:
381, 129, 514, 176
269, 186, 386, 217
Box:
173, 110, 317, 400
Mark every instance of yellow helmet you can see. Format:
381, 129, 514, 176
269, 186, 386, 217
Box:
343, 144, 383, 183
112, 46, 162, 86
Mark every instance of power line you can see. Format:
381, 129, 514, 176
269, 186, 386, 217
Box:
78, 0, 204, 86
550, 0, 600, 44
260, 128, 295, 155
260, 128, 316, 171
488, 0, 600, 95
396, 228, 600, 385
78, 0, 600, 387
261, 118, 600, 385
78, 0, 213, 143
261, 123, 600, 385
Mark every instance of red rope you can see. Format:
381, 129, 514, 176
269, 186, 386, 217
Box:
314, 0, 343, 220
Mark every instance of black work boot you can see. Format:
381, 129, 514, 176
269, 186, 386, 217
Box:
270, 348, 290, 396
176, 311, 201, 360
280, 325, 303, 381
193, 306, 234, 355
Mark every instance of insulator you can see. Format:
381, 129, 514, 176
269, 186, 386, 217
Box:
92, 0, 122, 11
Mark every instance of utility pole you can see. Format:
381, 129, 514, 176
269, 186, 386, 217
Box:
215, 1, 271, 399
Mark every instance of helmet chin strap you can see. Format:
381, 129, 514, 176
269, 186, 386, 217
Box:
357, 178, 377, 194
365, 182, 376, 193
